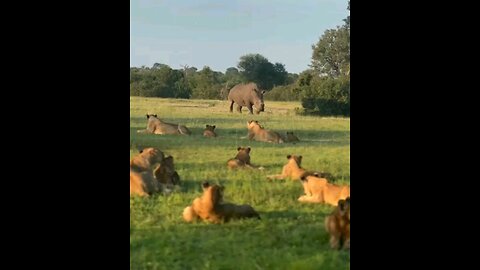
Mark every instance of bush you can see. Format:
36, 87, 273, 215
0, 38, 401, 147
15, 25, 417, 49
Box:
300, 76, 350, 116
264, 84, 302, 101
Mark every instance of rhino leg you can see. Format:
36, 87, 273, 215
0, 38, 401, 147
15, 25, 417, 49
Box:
229, 100, 234, 112
236, 104, 242, 113
246, 104, 254, 114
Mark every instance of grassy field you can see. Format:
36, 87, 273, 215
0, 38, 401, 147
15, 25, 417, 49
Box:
130, 97, 350, 270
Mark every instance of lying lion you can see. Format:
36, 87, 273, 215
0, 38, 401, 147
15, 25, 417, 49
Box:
130, 170, 159, 197
285, 132, 300, 143
130, 148, 164, 196
325, 197, 350, 250
297, 175, 350, 206
227, 146, 264, 170
266, 155, 321, 181
247, 120, 284, 143
137, 114, 191, 135
182, 181, 260, 223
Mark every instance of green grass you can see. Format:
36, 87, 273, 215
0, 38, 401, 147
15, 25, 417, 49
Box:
130, 97, 350, 270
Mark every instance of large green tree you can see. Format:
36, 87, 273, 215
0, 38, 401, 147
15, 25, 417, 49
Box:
237, 54, 288, 90
311, 27, 350, 78
311, 1, 350, 78
301, 1, 350, 116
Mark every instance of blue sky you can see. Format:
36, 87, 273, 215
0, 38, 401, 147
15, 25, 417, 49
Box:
131, 0, 348, 74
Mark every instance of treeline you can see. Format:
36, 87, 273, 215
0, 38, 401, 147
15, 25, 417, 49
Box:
130, 1, 350, 116
130, 54, 297, 100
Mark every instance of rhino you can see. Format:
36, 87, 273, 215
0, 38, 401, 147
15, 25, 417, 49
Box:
227, 82, 265, 114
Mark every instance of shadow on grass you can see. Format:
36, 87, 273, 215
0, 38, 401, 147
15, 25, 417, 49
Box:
258, 209, 305, 220
130, 127, 350, 148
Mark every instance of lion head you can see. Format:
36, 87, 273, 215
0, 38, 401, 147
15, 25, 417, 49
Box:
287, 154, 302, 167
205, 125, 216, 131
201, 181, 224, 206
138, 148, 165, 165
247, 120, 262, 130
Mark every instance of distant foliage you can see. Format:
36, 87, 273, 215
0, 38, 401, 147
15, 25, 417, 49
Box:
264, 84, 302, 101
301, 75, 350, 116
130, 66, 190, 98
190, 66, 223, 100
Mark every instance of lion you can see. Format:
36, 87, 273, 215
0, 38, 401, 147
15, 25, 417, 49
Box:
266, 155, 320, 181
285, 132, 300, 143
227, 147, 264, 170
247, 120, 284, 143
298, 175, 350, 206
130, 148, 164, 197
153, 155, 180, 187
182, 181, 260, 223
203, 125, 217, 137
325, 197, 350, 249
130, 148, 165, 172
130, 169, 159, 197
137, 114, 191, 135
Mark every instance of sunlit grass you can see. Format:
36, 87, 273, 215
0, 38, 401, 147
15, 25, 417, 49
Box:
130, 97, 350, 270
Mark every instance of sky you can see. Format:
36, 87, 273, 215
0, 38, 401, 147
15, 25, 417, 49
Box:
131, 0, 348, 74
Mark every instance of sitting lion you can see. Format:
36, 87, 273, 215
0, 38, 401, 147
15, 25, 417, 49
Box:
227, 147, 264, 170
247, 120, 284, 143
298, 175, 350, 206
182, 181, 260, 223
266, 155, 320, 181
153, 155, 180, 186
203, 125, 217, 137
137, 114, 191, 135
130, 148, 165, 196
325, 197, 350, 250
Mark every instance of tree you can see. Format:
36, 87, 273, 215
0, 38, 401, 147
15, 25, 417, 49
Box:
344, 1, 350, 30
152, 63, 169, 69
225, 67, 239, 77
311, 27, 350, 78
273, 63, 288, 86
301, 1, 350, 116
129, 65, 192, 98
223, 67, 242, 89
237, 54, 288, 90
190, 66, 222, 99
310, 1, 350, 78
